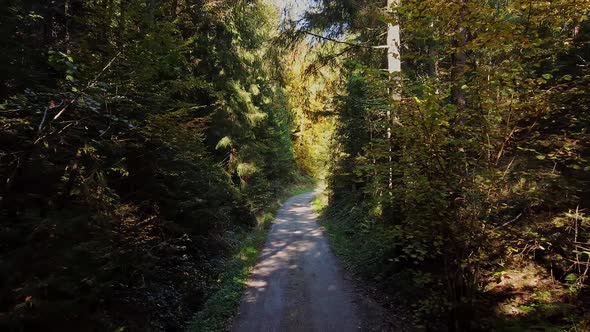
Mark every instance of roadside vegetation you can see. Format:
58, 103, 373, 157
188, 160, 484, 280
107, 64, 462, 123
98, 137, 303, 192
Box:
0, 1, 312, 331
301, 0, 590, 330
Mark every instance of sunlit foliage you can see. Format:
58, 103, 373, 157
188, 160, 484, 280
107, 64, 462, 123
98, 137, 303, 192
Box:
305, 0, 590, 329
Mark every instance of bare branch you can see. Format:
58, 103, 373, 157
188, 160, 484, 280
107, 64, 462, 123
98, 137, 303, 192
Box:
495, 213, 523, 230
53, 52, 122, 121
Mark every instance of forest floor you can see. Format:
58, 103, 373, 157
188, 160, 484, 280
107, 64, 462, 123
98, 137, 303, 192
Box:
229, 191, 397, 332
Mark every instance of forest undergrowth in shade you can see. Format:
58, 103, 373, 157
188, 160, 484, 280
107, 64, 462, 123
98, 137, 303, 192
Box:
0, 1, 314, 331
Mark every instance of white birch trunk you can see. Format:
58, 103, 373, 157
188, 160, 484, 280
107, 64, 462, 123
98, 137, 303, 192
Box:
387, 0, 401, 100
386, 0, 401, 191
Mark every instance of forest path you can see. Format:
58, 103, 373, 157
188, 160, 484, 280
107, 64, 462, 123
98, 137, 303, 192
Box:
230, 191, 362, 332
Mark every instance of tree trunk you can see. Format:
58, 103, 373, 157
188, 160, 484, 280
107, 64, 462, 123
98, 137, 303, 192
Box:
386, 0, 401, 191
387, 0, 402, 100
147, 0, 156, 25
171, 0, 178, 18
451, 1, 469, 115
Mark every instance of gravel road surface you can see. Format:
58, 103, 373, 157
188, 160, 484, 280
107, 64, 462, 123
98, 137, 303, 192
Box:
230, 191, 362, 332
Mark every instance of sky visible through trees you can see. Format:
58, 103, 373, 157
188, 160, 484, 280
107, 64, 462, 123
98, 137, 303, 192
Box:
274, 0, 313, 21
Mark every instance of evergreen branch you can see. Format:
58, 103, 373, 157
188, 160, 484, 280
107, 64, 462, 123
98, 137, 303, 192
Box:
300, 30, 373, 49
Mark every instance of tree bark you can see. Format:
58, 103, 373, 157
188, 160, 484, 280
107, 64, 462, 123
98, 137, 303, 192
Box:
147, 0, 156, 25
386, 0, 401, 191
387, 0, 402, 100
451, 1, 468, 115
171, 0, 178, 18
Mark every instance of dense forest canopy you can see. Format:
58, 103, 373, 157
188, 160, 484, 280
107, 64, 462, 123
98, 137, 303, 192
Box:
1, 1, 310, 330
1, 0, 590, 331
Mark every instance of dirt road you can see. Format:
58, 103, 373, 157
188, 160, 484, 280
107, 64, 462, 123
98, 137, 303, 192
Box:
230, 191, 362, 332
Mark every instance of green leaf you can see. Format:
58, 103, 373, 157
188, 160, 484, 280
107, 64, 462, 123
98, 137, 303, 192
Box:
28, 13, 44, 20
215, 136, 232, 150
565, 274, 578, 283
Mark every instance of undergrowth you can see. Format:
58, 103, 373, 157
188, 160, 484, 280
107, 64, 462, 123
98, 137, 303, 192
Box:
317, 189, 590, 331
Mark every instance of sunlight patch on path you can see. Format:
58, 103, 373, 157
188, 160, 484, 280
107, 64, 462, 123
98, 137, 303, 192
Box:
230, 192, 360, 332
